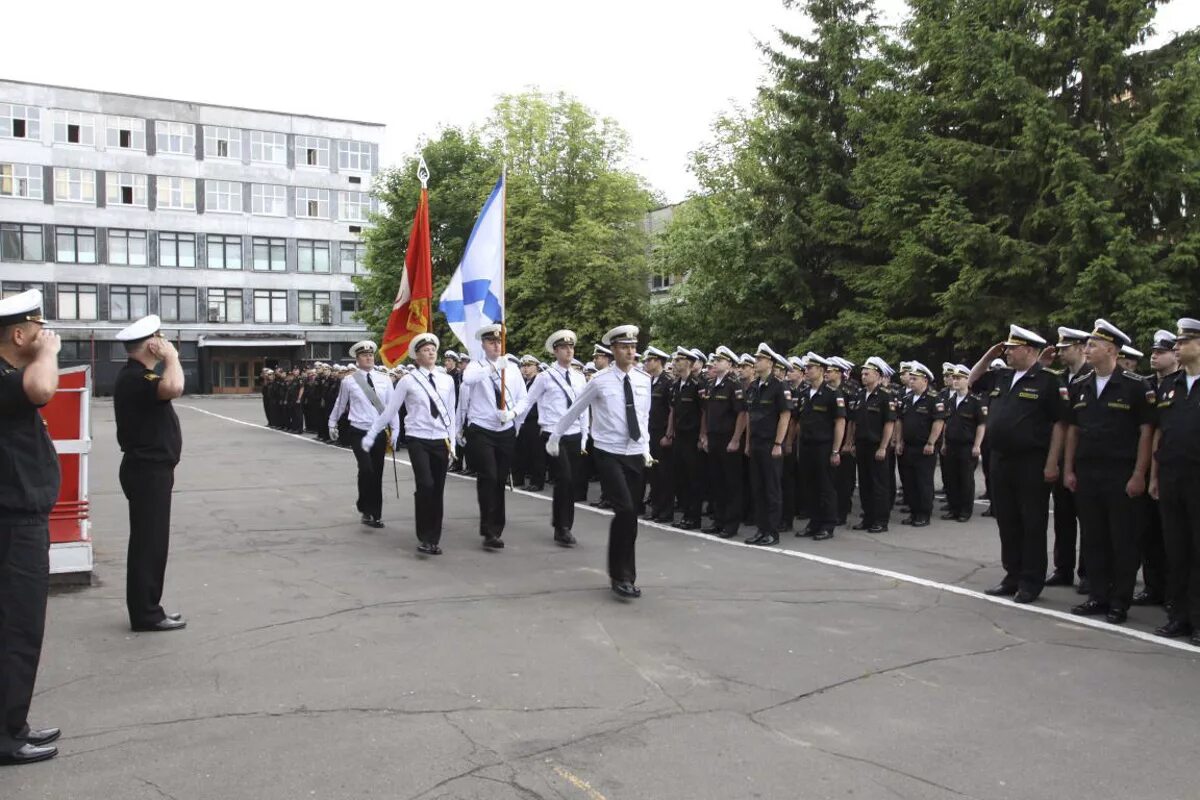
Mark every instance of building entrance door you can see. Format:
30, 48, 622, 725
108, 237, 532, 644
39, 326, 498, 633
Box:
210, 357, 262, 394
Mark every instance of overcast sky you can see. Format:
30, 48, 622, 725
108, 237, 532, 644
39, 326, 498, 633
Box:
6, 0, 1198, 203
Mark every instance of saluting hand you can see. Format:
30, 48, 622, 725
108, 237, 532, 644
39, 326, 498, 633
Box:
32, 328, 61, 358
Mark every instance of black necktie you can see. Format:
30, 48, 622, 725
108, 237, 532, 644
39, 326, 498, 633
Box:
427, 372, 440, 418
366, 373, 375, 389
624, 375, 640, 440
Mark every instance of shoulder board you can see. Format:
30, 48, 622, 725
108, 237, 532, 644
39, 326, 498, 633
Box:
1070, 372, 1090, 384
782, 389, 792, 400
144, 372, 162, 382
1123, 370, 1145, 381
1044, 367, 1063, 376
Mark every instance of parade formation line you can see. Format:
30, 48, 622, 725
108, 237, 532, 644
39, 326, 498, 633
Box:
177, 402, 1200, 657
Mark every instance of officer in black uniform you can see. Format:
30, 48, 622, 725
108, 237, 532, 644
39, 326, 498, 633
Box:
700, 346, 746, 539
897, 362, 947, 527
744, 344, 793, 546
512, 355, 543, 490
643, 346, 674, 521
113, 315, 188, 632
826, 358, 858, 526
1063, 320, 1154, 624
851, 357, 897, 533
969, 325, 1068, 604
1047, 327, 1093, 590
666, 348, 703, 529
0, 290, 63, 766
1149, 317, 1200, 643
795, 353, 847, 540
1136, 330, 1178, 606
941, 364, 985, 522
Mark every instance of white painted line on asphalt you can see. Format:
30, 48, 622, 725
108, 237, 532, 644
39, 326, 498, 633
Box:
178, 403, 1200, 656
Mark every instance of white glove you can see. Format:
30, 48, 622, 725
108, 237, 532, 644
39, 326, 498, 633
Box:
390, 429, 401, 449
545, 435, 561, 458
361, 434, 376, 451
329, 425, 339, 441
643, 452, 654, 468
497, 409, 517, 425
457, 430, 467, 447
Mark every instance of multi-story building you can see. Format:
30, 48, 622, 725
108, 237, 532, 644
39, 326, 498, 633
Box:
0, 79, 383, 394
645, 202, 681, 298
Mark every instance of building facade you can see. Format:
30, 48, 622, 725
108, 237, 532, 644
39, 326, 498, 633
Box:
0, 79, 383, 394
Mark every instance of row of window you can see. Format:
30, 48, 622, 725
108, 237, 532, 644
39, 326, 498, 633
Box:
1, 281, 360, 325
0, 105, 373, 170
0, 223, 367, 273
0, 164, 374, 221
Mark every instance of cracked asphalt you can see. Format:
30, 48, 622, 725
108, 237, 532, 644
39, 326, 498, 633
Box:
5, 395, 1200, 800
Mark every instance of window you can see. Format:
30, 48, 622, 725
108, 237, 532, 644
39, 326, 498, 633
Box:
205, 180, 243, 213
340, 292, 361, 325
295, 135, 329, 168
298, 291, 332, 324
295, 187, 329, 218
54, 168, 96, 204
338, 140, 372, 172
159, 232, 196, 268
250, 184, 286, 217
253, 289, 287, 323
1, 104, 40, 140
339, 191, 371, 222
156, 176, 196, 210
160, 287, 198, 322
108, 230, 148, 266
2, 281, 44, 300
250, 130, 287, 164
58, 341, 91, 361
156, 121, 194, 155
297, 240, 330, 273
106, 172, 148, 207
56, 284, 98, 320
204, 126, 241, 159
0, 163, 43, 200
1, 224, 43, 262
308, 342, 332, 360
106, 116, 145, 150
207, 288, 243, 323
206, 234, 242, 269
109, 285, 148, 321
55, 227, 97, 264
252, 237, 286, 271
339, 241, 366, 274
178, 342, 198, 361
52, 110, 96, 146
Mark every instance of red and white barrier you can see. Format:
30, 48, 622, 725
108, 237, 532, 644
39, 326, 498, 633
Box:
42, 365, 93, 576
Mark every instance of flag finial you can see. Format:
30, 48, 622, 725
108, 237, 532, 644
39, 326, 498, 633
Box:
417, 157, 430, 189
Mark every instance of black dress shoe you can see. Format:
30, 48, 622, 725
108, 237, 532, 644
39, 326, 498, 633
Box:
166, 612, 183, 621
910, 517, 930, 528
1012, 590, 1039, 604
429, 544, 443, 555
652, 515, 674, 524
482, 537, 505, 550
755, 534, 779, 546
701, 525, 722, 534
1155, 619, 1193, 638
132, 617, 187, 632
360, 513, 373, 525
984, 583, 1018, 597
0, 743, 57, 766
981, 507, 994, 518
744, 532, 766, 545
1044, 571, 1073, 587
1076, 578, 1091, 595
867, 524, 889, 533
611, 582, 641, 599
940, 512, 958, 521
363, 517, 385, 529
1131, 591, 1164, 606
852, 522, 870, 531
812, 529, 834, 541
955, 515, 971, 523
900, 516, 914, 525
24, 728, 60, 747
1105, 608, 1128, 624
417, 542, 435, 555
554, 529, 577, 547
718, 529, 738, 539
1071, 599, 1109, 616
678, 520, 701, 531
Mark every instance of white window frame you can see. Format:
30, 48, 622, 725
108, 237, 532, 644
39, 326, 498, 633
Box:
252, 237, 287, 272
105, 116, 145, 151
54, 168, 96, 204
0, 163, 43, 200
155, 176, 196, 210
298, 291, 332, 324
108, 285, 149, 322
295, 187, 329, 219
55, 227, 98, 264
295, 135, 329, 168
205, 179, 243, 214
250, 130, 287, 164
338, 140, 372, 172
0, 104, 41, 140
206, 234, 243, 270
158, 232, 197, 268
254, 289, 288, 323
108, 229, 148, 266
160, 286, 198, 323
207, 288, 243, 323
339, 191, 371, 222
106, 173, 148, 207
52, 110, 96, 147
250, 184, 287, 217
56, 283, 99, 321
203, 126, 242, 160
339, 241, 366, 274
156, 121, 195, 156
297, 240, 331, 273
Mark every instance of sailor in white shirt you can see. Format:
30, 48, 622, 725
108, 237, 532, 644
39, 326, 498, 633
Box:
512, 329, 590, 546
548, 324, 652, 599
362, 333, 457, 555
459, 323, 529, 548
327, 340, 400, 528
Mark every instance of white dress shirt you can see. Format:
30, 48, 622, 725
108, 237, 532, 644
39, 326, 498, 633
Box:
512, 363, 589, 437
459, 358, 529, 432
328, 369, 400, 433
552, 366, 651, 457
365, 366, 458, 448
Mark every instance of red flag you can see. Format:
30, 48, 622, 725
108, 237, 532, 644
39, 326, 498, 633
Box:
380, 186, 432, 366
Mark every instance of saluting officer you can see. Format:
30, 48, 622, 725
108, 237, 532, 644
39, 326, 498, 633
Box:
1047, 326, 1092, 590
896, 362, 947, 527
940, 364, 985, 522
744, 344, 793, 546
0, 290, 63, 766
1063, 320, 1154, 624
1136, 330, 1178, 607
700, 346, 747, 539
851, 357, 897, 533
969, 325, 1068, 604
113, 315, 188, 633
666, 347, 704, 529
795, 353, 847, 540
643, 346, 674, 522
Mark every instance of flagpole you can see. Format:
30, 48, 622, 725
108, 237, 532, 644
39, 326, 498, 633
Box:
498, 165, 508, 410
417, 157, 432, 335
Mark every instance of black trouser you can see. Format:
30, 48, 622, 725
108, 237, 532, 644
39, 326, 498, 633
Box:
900, 446, 935, 518
1157, 465, 1200, 624
1074, 461, 1139, 610
748, 441, 783, 535
835, 451, 855, 522
980, 438, 993, 498
782, 447, 799, 523
1138, 496, 1166, 599
262, 395, 271, 425
547, 432, 585, 531
1052, 477, 1083, 579
990, 450, 1051, 593
888, 448, 898, 509
0, 516, 49, 754
706, 431, 742, 535
120, 457, 175, 628
467, 425, 515, 539
799, 440, 837, 531
673, 430, 702, 522
407, 437, 449, 545
592, 449, 644, 583
897, 444, 914, 509
942, 442, 977, 518
342, 427, 386, 521
513, 421, 542, 487
855, 442, 890, 527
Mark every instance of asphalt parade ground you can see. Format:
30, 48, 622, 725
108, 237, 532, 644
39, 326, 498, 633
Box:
6, 396, 1200, 800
